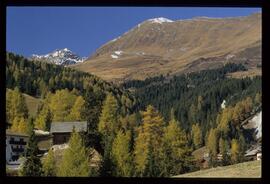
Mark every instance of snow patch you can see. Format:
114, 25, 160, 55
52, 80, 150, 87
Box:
114, 51, 123, 55
109, 36, 121, 43
226, 54, 235, 60
111, 54, 119, 59
111, 51, 123, 59
148, 17, 174, 24
31, 48, 86, 65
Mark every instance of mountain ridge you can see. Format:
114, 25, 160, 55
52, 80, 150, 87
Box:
73, 12, 261, 82
31, 48, 86, 66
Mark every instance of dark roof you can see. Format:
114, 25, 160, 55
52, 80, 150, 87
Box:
6, 129, 29, 137
50, 121, 87, 133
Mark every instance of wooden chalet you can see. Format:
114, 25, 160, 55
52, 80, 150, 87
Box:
50, 121, 87, 145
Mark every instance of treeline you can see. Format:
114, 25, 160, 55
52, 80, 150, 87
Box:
6, 53, 262, 177
122, 63, 261, 138
21, 92, 261, 177
6, 52, 138, 116
21, 94, 198, 177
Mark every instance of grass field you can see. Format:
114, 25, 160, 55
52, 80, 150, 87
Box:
226, 68, 261, 79
173, 160, 261, 178
23, 93, 41, 117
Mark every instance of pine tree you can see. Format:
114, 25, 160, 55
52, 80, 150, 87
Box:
243, 97, 253, 118
218, 137, 230, 166
35, 104, 52, 131
134, 105, 164, 176
98, 93, 119, 136
111, 130, 133, 176
189, 104, 197, 123
197, 95, 203, 111
191, 123, 202, 149
68, 96, 85, 121
48, 89, 77, 121
6, 88, 28, 124
83, 87, 104, 152
11, 117, 27, 134
98, 93, 119, 176
207, 128, 218, 166
160, 118, 193, 176
231, 139, 240, 164
57, 129, 90, 176
217, 107, 232, 137
254, 92, 261, 106
42, 149, 56, 176
20, 119, 43, 176
238, 131, 246, 162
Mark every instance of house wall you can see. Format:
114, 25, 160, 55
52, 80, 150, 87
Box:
6, 135, 28, 163
52, 133, 71, 145
52, 132, 86, 145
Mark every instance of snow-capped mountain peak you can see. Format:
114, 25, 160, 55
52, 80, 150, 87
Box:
31, 48, 86, 66
147, 17, 174, 24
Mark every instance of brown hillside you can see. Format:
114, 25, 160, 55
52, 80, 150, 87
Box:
73, 13, 261, 82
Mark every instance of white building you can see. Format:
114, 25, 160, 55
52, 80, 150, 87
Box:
221, 100, 226, 109
6, 130, 29, 164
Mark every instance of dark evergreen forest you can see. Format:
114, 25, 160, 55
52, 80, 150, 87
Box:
122, 64, 261, 138
6, 52, 261, 177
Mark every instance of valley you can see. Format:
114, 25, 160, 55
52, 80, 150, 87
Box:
6, 10, 262, 178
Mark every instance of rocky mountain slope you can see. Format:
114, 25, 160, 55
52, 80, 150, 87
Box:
73, 13, 261, 82
31, 48, 86, 66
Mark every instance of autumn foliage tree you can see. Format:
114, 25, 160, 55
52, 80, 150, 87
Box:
35, 104, 52, 131
231, 139, 241, 164
6, 88, 28, 127
98, 93, 119, 176
98, 93, 119, 136
48, 89, 77, 121
160, 118, 194, 176
207, 128, 219, 166
111, 130, 133, 176
42, 149, 56, 176
68, 96, 86, 121
191, 123, 202, 149
134, 105, 164, 176
57, 129, 90, 177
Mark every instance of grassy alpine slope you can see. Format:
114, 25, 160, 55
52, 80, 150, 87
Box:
173, 160, 261, 178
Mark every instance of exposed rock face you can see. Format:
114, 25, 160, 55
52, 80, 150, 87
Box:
31, 48, 86, 66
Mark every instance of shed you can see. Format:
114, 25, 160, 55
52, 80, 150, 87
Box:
50, 121, 87, 145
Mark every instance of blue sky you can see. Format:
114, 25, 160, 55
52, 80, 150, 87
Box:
6, 7, 261, 57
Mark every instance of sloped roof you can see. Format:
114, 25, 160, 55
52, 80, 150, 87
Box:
50, 121, 87, 133
6, 129, 29, 137
245, 146, 261, 157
